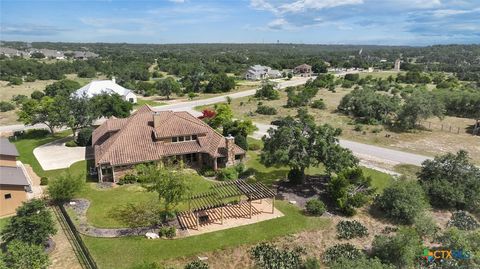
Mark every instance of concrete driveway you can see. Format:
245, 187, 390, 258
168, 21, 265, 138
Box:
33, 136, 89, 171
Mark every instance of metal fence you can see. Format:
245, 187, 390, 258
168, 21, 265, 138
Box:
54, 205, 98, 269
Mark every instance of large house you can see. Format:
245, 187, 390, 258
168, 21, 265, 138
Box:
245, 65, 282, 80
92, 105, 246, 182
0, 138, 32, 217
74, 78, 137, 103
293, 64, 312, 77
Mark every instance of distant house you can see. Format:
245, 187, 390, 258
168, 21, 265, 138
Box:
245, 65, 282, 80
72, 51, 99, 60
0, 47, 26, 58
293, 64, 312, 77
92, 105, 246, 182
35, 49, 65, 60
74, 78, 137, 103
0, 138, 32, 217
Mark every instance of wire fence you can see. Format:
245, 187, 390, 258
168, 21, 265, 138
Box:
419, 120, 463, 134
54, 205, 98, 269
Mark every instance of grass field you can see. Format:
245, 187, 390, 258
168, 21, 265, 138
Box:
78, 173, 213, 228
203, 84, 479, 164
83, 201, 330, 268
0, 217, 11, 232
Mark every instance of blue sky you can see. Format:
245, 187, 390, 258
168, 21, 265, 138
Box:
1, 0, 479, 45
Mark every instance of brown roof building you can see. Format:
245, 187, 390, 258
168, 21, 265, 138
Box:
0, 138, 31, 217
92, 105, 246, 182
293, 64, 312, 77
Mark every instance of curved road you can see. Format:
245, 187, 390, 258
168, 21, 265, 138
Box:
0, 76, 432, 168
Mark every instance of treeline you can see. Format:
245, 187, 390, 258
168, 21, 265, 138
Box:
1, 42, 479, 85
337, 73, 480, 130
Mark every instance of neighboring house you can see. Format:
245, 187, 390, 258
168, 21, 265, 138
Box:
0, 47, 26, 58
245, 65, 282, 80
72, 51, 99, 60
92, 105, 246, 182
0, 138, 32, 217
293, 64, 312, 77
29, 49, 65, 59
74, 78, 137, 103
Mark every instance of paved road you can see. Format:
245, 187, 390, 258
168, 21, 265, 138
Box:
251, 123, 431, 166
153, 77, 314, 115
0, 75, 432, 168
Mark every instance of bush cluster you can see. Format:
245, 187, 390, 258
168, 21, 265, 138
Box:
323, 244, 364, 265
448, 211, 479, 231
310, 99, 326, 109
158, 226, 176, 239
76, 127, 93, 146
118, 173, 139, 185
336, 220, 368, 239
184, 260, 209, 269
199, 167, 216, 177
256, 105, 277, 115
305, 199, 326, 216
216, 164, 244, 181
0, 101, 15, 112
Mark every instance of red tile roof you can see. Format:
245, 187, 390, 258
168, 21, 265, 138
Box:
92, 105, 245, 166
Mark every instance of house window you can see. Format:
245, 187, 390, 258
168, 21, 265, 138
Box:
192, 135, 197, 140
129, 98, 134, 103
185, 153, 197, 163
178, 136, 185, 142
172, 137, 178, 142
185, 136, 191, 141
4, 193, 12, 199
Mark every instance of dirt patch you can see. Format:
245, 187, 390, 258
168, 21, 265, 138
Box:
49, 215, 83, 269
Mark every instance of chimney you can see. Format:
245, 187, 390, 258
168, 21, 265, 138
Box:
153, 112, 161, 129
112, 76, 116, 84
225, 134, 235, 166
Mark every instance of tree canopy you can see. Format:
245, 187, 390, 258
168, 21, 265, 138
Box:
261, 109, 358, 180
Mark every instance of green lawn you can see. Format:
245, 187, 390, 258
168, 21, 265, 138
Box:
0, 217, 11, 232
78, 173, 213, 228
12, 130, 71, 178
245, 148, 393, 190
83, 201, 331, 268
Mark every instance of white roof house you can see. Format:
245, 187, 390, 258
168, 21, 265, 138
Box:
245, 65, 282, 80
74, 78, 137, 103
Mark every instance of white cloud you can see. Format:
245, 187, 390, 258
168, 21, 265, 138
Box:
250, 0, 363, 14
267, 18, 289, 29
168, 0, 185, 3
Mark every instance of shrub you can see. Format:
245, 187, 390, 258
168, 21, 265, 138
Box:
11, 94, 28, 105
3, 240, 50, 269
199, 167, 216, 177
65, 140, 78, 147
250, 242, 304, 269
310, 99, 326, 109
216, 166, 239, 181
248, 142, 261, 151
111, 201, 163, 228
256, 105, 277, 115
118, 173, 139, 185
234, 134, 248, 150
288, 168, 304, 184
336, 220, 368, 239
354, 124, 363, 132
255, 83, 279, 100
158, 226, 176, 238
331, 257, 394, 269
323, 244, 364, 265
418, 150, 480, 211
327, 167, 374, 216
30, 90, 44, 100
76, 127, 93, 146
373, 180, 429, 224
8, 76, 23, 85
40, 177, 49, 186
413, 214, 439, 239
448, 211, 479, 231
184, 260, 209, 269
341, 80, 354, 88
0, 199, 56, 245
302, 258, 320, 269
372, 228, 423, 268
305, 199, 326, 216
0, 101, 15, 112
47, 172, 85, 203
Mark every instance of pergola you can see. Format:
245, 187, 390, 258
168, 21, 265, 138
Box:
178, 180, 276, 230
